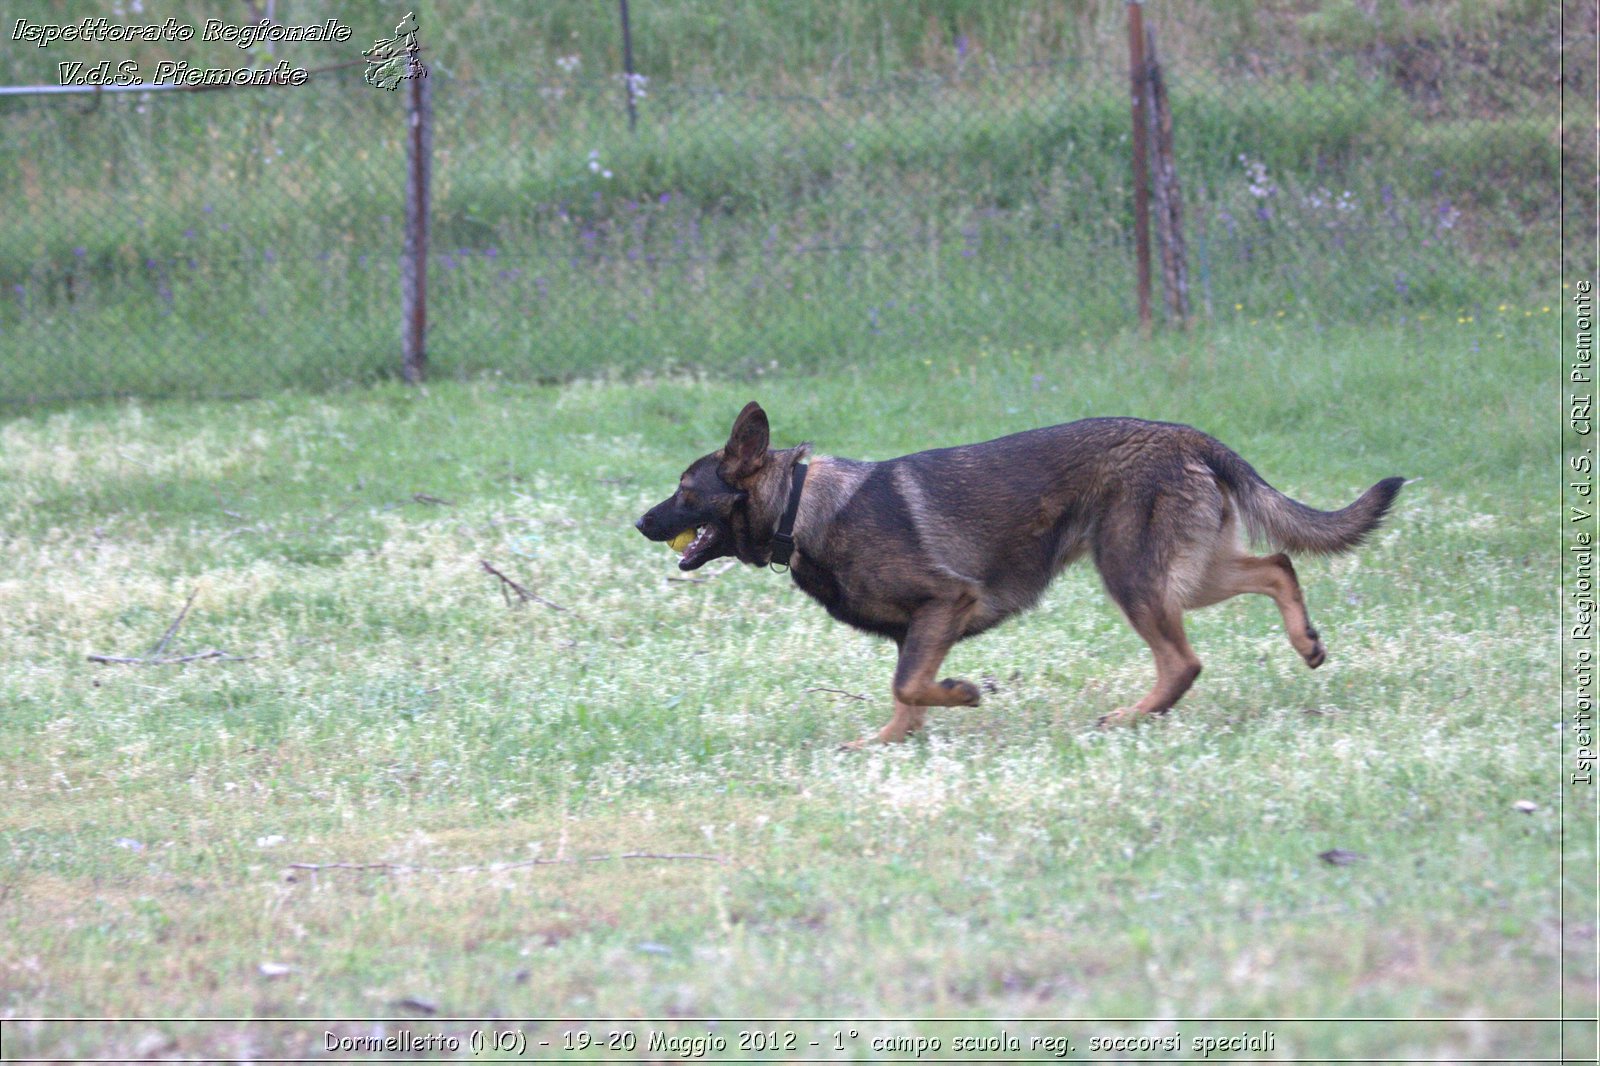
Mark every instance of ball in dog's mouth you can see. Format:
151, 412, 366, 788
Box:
668, 528, 697, 553
675, 526, 722, 570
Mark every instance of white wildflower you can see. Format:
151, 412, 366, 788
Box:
617, 71, 648, 99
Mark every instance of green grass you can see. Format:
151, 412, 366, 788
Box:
0, 2, 1561, 405
0, 309, 1583, 1060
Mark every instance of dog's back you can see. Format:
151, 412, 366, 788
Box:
797, 418, 1397, 630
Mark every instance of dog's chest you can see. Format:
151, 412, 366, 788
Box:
788, 555, 911, 643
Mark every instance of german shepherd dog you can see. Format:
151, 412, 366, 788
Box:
637, 402, 1403, 747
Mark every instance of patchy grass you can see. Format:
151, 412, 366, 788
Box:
0, 315, 1582, 1061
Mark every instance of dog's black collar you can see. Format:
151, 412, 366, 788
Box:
769, 461, 807, 571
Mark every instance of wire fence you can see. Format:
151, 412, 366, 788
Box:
0, 3, 1570, 407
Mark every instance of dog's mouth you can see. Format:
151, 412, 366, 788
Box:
678, 524, 723, 570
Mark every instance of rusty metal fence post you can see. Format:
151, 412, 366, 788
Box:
620, 0, 639, 133
1126, 0, 1153, 335
1145, 23, 1189, 327
401, 61, 432, 384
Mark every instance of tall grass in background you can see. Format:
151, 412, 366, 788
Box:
0, 0, 1562, 403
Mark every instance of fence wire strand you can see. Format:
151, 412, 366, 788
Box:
0, 3, 1570, 406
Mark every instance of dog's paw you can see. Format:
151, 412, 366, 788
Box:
939, 678, 982, 706
1302, 632, 1326, 669
1096, 706, 1139, 729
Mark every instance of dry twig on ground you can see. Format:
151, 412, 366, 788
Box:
480, 559, 567, 612
86, 589, 249, 666
805, 685, 870, 702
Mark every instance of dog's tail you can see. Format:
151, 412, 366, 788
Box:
1205, 444, 1405, 555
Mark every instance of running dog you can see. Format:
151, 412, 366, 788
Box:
637, 402, 1403, 747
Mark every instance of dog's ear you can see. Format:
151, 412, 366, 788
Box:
723, 401, 769, 480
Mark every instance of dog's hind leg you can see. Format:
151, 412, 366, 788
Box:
1092, 504, 1205, 727
1188, 551, 1325, 668
1096, 602, 1202, 727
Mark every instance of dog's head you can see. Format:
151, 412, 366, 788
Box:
636, 401, 779, 571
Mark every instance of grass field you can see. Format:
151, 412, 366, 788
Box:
0, 306, 1585, 1061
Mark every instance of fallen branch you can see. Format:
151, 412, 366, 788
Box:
148, 587, 198, 659
87, 590, 249, 666
805, 685, 870, 703
480, 559, 566, 612
286, 851, 728, 876
88, 649, 249, 666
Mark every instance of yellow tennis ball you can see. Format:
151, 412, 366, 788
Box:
668, 528, 696, 553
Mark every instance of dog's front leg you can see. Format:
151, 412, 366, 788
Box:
839, 700, 927, 751
842, 596, 981, 749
